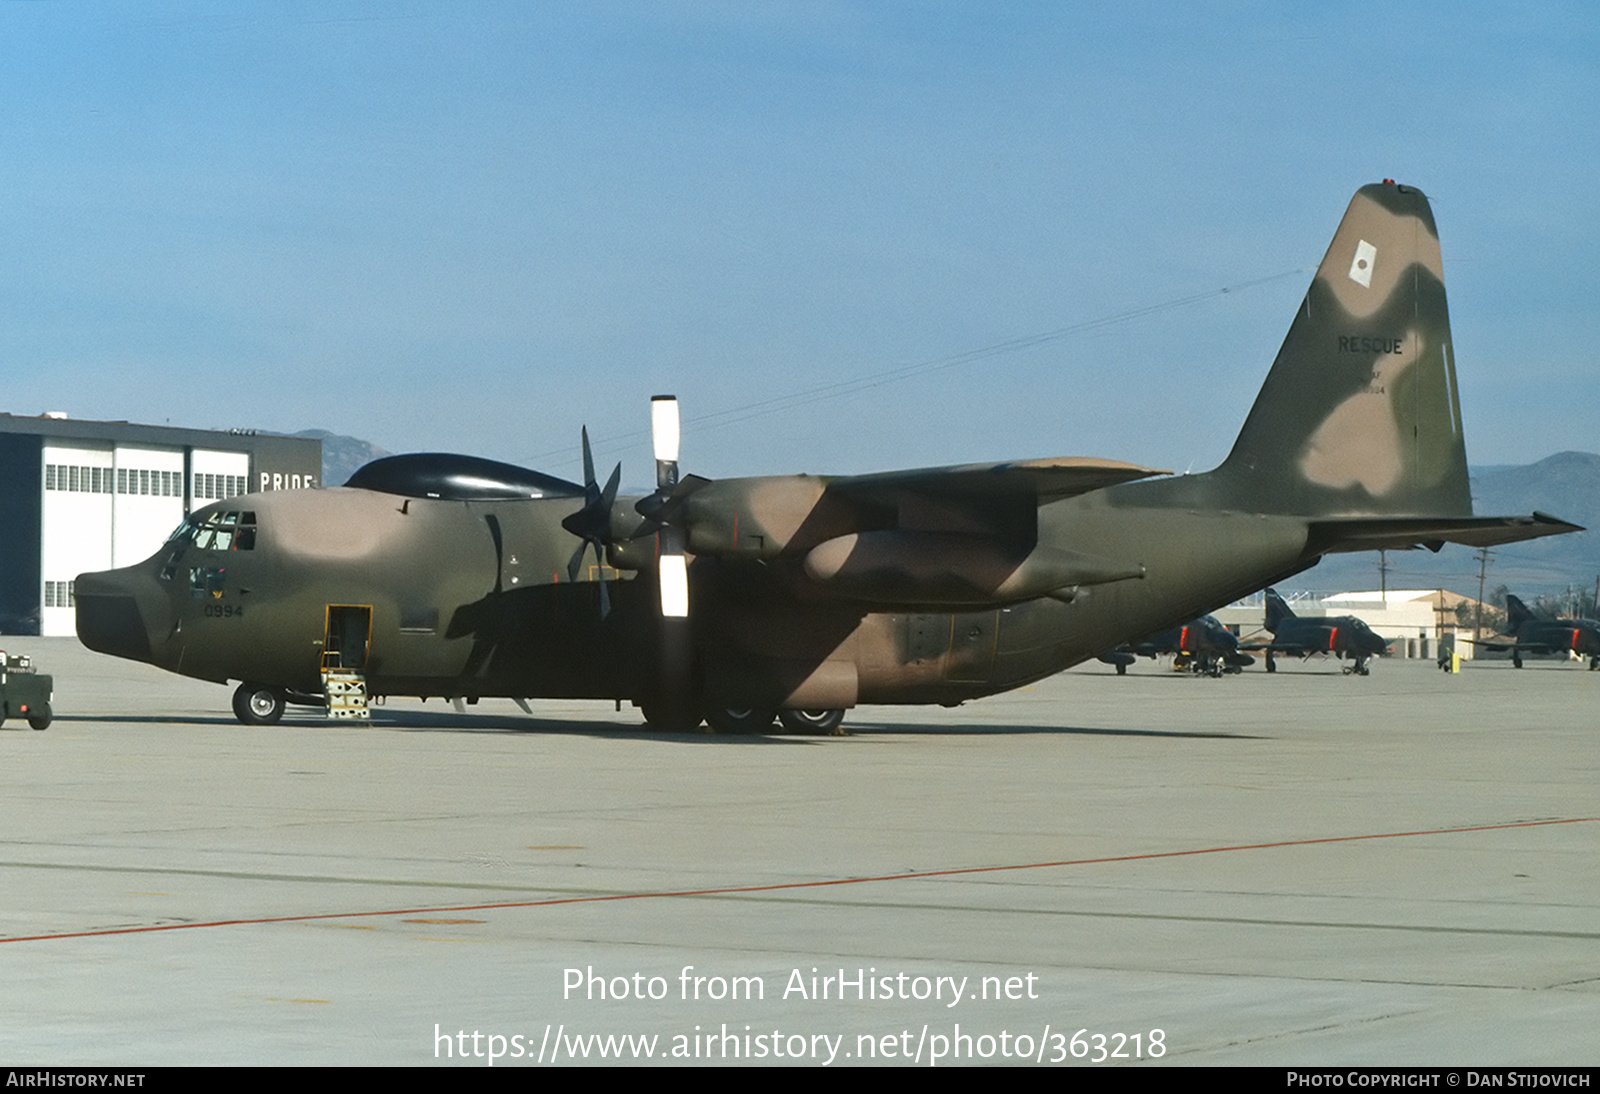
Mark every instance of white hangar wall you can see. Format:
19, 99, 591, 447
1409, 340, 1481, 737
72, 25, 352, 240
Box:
2, 415, 321, 637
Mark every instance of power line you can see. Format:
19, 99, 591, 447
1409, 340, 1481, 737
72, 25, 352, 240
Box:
526, 266, 1312, 466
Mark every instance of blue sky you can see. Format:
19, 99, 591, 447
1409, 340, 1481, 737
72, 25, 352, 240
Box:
3, 2, 1595, 485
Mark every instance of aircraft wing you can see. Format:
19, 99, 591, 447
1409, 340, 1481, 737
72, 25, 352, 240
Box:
1480, 633, 1576, 655
1476, 638, 1556, 653
1305, 512, 1583, 555
656, 458, 1166, 608
826, 457, 1169, 503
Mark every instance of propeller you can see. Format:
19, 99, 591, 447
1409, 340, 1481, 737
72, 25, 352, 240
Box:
560, 397, 703, 622
559, 426, 622, 617
633, 395, 697, 727
641, 395, 690, 618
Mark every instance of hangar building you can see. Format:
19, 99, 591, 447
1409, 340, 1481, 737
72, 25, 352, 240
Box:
0, 413, 321, 636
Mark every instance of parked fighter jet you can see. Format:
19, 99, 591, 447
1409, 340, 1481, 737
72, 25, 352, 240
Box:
75, 182, 1579, 731
1097, 615, 1253, 676
1251, 588, 1389, 675
1483, 594, 1600, 669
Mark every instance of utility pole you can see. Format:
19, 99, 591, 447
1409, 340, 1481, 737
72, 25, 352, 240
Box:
1474, 547, 1495, 641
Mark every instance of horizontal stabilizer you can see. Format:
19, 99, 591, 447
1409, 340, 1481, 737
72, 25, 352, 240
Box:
1305, 511, 1583, 555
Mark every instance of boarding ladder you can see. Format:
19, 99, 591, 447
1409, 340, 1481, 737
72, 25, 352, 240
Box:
321, 664, 370, 720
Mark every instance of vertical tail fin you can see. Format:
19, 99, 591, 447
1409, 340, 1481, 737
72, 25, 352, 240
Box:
1264, 588, 1294, 632
1218, 182, 1470, 518
1505, 594, 1533, 632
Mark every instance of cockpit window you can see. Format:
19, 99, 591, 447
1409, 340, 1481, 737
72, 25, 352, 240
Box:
159, 511, 258, 581
190, 511, 257, 552
164, 518, 195, 547
193, 515, 233, 551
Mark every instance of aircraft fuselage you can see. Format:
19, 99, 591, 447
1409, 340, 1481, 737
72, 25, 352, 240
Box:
76, 474, 1316, 712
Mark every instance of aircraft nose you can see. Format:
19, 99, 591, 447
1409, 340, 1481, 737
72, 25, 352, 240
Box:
75, 568, 163, 663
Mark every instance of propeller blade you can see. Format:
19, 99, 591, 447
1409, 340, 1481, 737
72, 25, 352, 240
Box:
600, 461, 621, 511
580, 426, 597, 503
659, 550, 689, 618
651, 394, 679, 490
560, 427, 624, 619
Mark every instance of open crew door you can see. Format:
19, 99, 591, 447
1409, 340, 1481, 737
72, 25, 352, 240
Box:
322, 604, 372, 720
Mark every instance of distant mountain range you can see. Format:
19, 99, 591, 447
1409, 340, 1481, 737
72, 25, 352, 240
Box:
289, 432, 1597, 600
289, 429, 391, 489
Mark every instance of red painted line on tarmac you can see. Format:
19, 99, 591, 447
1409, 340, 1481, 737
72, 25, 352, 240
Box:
5, 816, 1594, 944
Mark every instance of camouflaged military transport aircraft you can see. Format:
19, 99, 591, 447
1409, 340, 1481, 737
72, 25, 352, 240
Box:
75, 182, 1579, 732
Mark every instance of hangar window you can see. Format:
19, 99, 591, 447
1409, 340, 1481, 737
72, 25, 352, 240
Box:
44, 464, 115, 493
192, 473, 246, 500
